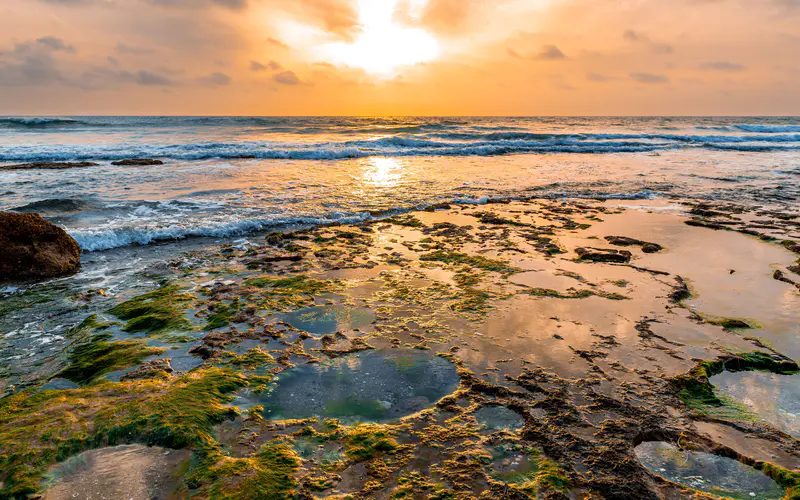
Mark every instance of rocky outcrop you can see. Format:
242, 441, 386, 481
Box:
111, 159, 164, 166
604, 236, 663, 254
0, 212, 81, 280
575, 247, 632, 263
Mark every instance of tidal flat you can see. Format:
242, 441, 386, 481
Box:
1, 199, 799, 499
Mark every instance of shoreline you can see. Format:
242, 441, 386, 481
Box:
1, 198, 799, 499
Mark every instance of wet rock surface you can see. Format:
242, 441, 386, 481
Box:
1, 199, 799, 499
0, 212, 81, 280
110, 158, 165, 166
42, 445, 190, 500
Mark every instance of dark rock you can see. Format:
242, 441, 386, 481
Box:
604, 236, 663, 253
684, 218, 726, 230
641, 243, 662, 254
111, 159, 165, 166
120, 359, 174, 381
575, 247, 632, 263
669, 276, 691, 303
0, 161, 98, 171
773, 270, 800, 290
243, 253, 303, 267
0, 212, 81, 280
689, 207, 727, 218
782, 240, 800, 255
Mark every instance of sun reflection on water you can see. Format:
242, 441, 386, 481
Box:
362, 157, 405, 188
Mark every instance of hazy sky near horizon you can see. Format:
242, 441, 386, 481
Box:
1, 0, 798, 115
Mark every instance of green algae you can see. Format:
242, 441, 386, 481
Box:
344, 423, 400, 462
698, 313, 760, 330
187, 441, 299, 499
108, 284, 195, 335
0, 368, 247, 498
243, 275, 342, 311
491, 446, 571, 496
58, 333, 164, 384
524, 287, 629, 300
420, 251, 520, 276
204, 297, 244, 330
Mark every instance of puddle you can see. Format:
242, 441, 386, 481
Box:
635, 441, 785, 499
39, 378, 80, 391
42, 444, 190, 500
248, 349, 460, 422
711, 371, 799, 437
282, 305, 376, 335
475, 406, 525, 431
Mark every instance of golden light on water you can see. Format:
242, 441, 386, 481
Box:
363, 157, 404, 187
325, 0, 440, 75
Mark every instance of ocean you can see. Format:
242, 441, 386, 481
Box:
1, 116, 798, 253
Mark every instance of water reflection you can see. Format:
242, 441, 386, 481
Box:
361, 157, 405, 188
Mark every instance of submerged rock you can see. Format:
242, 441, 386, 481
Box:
575, 247, 632, 263
0, 212, 81, 280
0, 161, 98, 171
111, 158, 164, 166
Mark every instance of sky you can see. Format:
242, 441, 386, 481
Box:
0, 0, 798, 116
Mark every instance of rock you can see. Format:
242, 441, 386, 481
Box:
0, 212, 81, 280
0, 161, 98, 171
641, 243, 662, 253
773, 270, 800, 290
111, 158, 164, 166
604, 236, 663, 253
243, 253, 304, 267
684, 218, 726, 230
575, 247, 632, 263
120, 359, 174, 381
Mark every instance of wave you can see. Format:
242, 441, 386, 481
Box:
68, 187, 671, 252
71, 212, 376, 252
0, 117, 92, 129
735, 124, 800, 133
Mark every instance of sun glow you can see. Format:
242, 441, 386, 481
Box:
325, 0, 440, 75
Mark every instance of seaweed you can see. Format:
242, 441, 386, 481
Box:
108, 284, 195, 335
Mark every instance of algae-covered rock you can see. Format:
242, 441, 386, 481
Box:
575, 247, 632, 263
0, 212, 81, 280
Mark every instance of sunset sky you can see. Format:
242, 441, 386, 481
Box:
1, 0, 798, 116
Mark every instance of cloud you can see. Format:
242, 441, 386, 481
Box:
199, 71, 232, 86
587, 72, 614, 82
147, 0, 248, 10
266, 38, 289, 49
0, 39, 66, 86
116, 42, 155, 55
251, 60, 282, 72
132, 70, 173, 86
700, 61, 747, 71
630, 72, 669, 84
272, 70, 301, 85
623, 30, 674, 54
36, 37, 76, 53
535, 45, 567, 60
